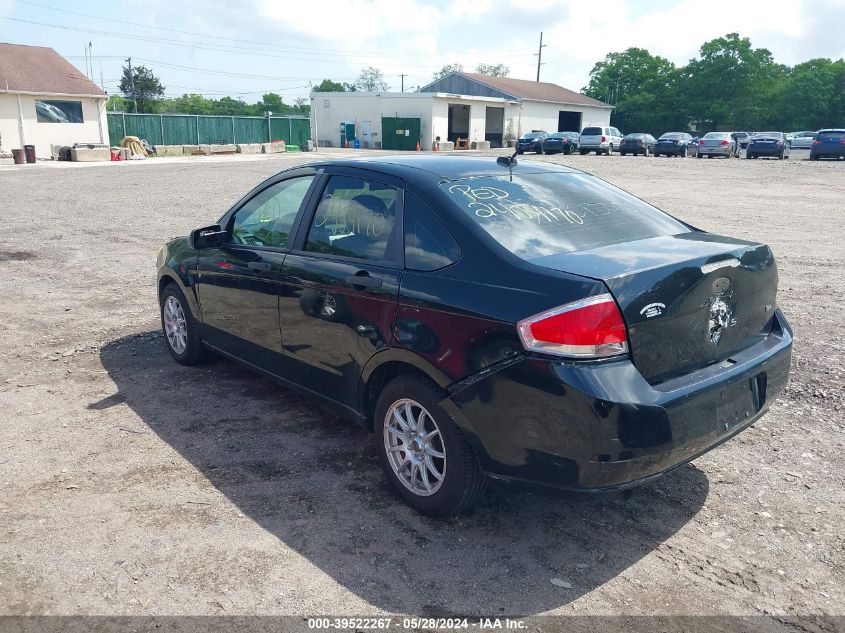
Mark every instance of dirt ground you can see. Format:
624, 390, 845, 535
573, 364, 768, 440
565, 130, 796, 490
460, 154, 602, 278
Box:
0, 148, 843, 626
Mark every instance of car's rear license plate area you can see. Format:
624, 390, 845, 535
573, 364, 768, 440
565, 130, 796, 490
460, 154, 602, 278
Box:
717, 372, 767, 432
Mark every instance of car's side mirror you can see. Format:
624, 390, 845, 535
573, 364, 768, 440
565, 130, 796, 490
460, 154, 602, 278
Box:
189, 224, 225, 249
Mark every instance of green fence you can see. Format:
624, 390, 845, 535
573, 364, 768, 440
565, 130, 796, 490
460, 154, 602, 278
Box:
107, 113, 311, 146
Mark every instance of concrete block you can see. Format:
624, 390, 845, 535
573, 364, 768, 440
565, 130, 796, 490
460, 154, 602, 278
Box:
182, 145, 200, 155
471, 140, 491, 150
197, 144, 212, 155
261, 142, 285, 154
71, 147, 111, 162
154, 145, 183, 157
437, 141, 455, 152
237, 143, 261, 154
209, 144, 237, 154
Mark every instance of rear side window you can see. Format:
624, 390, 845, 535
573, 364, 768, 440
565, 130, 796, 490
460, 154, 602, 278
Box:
305, 175, 398, 262
441, 174, 689, 259
582, 127, 602, 136
404, 194, 461, 271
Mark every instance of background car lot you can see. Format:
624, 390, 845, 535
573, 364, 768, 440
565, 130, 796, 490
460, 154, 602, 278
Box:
0, 150, 842, 623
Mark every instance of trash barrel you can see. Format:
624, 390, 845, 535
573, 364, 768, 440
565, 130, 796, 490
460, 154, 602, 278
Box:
12, 149, 25, 165
23, 144, 36, 163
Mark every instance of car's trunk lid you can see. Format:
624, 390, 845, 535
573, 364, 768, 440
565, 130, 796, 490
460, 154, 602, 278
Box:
531, 233, 778, 384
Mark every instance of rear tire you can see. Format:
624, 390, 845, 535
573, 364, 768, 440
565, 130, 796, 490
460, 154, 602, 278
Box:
160, 283, 207, 365
375, 375, 486, 517
580, 149, 588, 155
620, 151, 626, 156
697, 153, 702, 158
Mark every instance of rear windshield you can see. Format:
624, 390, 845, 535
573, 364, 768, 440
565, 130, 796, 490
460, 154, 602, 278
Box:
703, 132, 728, 139
441, 174, 689, 259
582, 127, 602, 136
754, 131, 783, 138
659, 133, 683, 139
520, 132, 542, 140
546, 133, 565, 138
624, 133, 645, 138
818, 130, 845, 140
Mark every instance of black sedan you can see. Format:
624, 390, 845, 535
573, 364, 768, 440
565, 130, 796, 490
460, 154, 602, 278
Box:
157, 156, 792, 516
619, 133, 656, 156
515, 131, 547, 154
746, 132, 790, 159
541, 131, 579, 154
654, 132, 698, 157
809, 129, 845, 160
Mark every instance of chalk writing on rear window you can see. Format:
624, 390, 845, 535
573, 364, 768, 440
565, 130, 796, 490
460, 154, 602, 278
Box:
447, 183, 627, 226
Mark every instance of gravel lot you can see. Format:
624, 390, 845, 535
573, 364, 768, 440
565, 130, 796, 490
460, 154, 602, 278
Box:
0, 149, 843, 626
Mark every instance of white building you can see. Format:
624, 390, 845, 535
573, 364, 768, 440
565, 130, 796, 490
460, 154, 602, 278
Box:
0, 43, 109, 158
310, 71, 612, 150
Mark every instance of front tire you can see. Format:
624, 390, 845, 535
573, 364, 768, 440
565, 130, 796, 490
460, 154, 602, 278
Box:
375, 375, 485, 517
160, 283, 206, 365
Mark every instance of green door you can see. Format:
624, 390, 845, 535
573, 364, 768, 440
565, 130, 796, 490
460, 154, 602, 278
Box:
381, 117, 421, 151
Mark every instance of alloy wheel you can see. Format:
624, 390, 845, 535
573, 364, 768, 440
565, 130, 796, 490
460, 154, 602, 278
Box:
383, 398, 446, 497
163, 295, 188, 355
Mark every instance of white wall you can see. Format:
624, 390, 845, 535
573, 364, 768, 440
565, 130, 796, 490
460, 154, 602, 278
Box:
0, 92, 107, 158
311, 93, 434, 149
517, 100, 612, 137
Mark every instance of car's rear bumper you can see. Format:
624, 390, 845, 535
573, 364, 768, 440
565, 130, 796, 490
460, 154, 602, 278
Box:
443, 310, 792, 492
700, 148, 732, 156
620, 145, 645, 153
811, 149, 845, 158
748, 146, 784, 155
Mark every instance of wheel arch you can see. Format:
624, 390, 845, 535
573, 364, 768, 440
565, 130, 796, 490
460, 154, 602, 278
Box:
157, 267, 202, 319
359, 350, 453, 431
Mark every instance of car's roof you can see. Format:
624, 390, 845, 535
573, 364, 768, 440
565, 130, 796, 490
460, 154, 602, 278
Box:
304, 155, 579, 181
818, 128, 845, 133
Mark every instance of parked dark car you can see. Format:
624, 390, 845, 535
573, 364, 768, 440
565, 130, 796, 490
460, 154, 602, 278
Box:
157, 156, 792, 516
809, 129, 845, 160
619, 133, 656, 156
541, 131, 579, 154
732, 131, 751, 149
654, 132, 698, 157
515, 131, 547, 154
746, 132, 790, 159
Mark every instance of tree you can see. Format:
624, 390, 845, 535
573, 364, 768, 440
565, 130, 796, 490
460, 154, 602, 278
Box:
312, 79, 346, 92
106, 95, 130, 112
684, 33, 781, 130
433, 63, 464, 80
584, 48, 683, 133
354, 67, 389, 92
293, 97, 310, 115
475, 63, 509, 77
118, 64, 164, 113
258, 93, 286, 114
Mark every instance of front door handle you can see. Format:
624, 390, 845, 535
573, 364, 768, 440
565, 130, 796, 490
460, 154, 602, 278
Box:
346, 274, 382, 289
248, 261, 272, 272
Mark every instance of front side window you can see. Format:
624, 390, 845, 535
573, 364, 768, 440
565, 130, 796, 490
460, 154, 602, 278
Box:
305, 175, 398, 262
404, 194, 461, 271
35, 100, 83, 123
230, 175, 314, 248
441, 173, 689, 260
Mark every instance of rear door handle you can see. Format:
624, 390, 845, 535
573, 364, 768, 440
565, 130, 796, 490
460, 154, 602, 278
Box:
346, 274, 382, 289
248, 261, 272, 272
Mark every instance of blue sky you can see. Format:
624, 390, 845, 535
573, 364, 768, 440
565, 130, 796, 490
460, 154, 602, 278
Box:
1, 0, 844, 105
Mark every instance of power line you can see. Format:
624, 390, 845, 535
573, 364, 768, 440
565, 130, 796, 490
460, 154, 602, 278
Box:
13, 1, 537, 60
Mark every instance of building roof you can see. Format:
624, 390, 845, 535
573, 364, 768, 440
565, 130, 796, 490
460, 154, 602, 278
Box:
0, 43, 106, 96
420, 72, 610, 108
460, 73, 609, 108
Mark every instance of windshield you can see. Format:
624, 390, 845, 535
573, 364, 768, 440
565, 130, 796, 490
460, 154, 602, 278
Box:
703, 132, 728, 139
581, 127, 602, 136
546, 133, 565, 139
440, 174, 689, 259
754, 131, 783, 138
659, 133, 683, 140
798, 131, 816, 137
520, 132, 542, 140
625, 133, 645, 139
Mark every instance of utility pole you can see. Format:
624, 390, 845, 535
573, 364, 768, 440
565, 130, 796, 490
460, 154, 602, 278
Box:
535, 32, 547, 82
125, 57, 137, 113
400, 74, 407, 92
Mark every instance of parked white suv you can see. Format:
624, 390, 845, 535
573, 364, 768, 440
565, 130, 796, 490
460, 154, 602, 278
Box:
579, 126, 624, 155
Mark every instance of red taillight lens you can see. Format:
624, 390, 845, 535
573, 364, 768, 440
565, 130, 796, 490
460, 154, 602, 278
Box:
601, 135, 607, 143
638, 140, 644, 146
719, 140, 729, 145
517, 294, 629, 359
699, 140, 705, 145
813, 140, 822, 145
839, 139, 845, 145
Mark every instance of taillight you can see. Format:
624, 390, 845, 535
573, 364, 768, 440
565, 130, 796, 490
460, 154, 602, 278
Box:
638, 140, 644, 146
840, 139, 845, 145
699, 140, 705, 145
719, 140, 729, 145
517, 294, 629, 359
601, 135, 607, 143
813, 140, 822, 145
